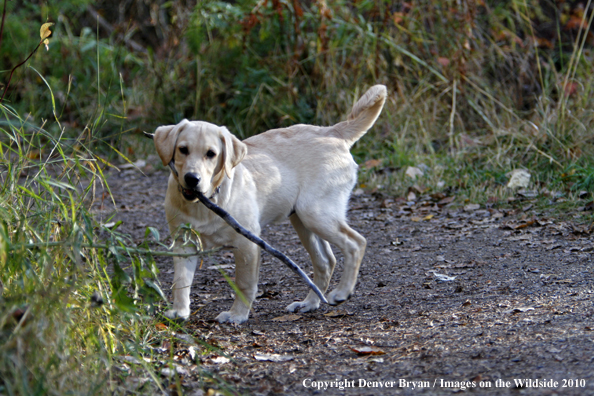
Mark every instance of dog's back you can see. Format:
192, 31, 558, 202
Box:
238, 85, 387, 224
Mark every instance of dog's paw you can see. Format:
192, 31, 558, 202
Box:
216, 311, 249, 325
163, 309, 189, 322
327, 289, 353, 306
286, 300, 320, 313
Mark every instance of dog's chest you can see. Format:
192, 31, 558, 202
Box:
197, 223, 238, 249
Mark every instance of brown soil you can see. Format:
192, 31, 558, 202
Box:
94, 165, 594, 396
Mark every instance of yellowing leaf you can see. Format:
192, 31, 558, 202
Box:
324, 310, 352, 317
437, 57, 450, 67
422, 214, 434, 221
364, 159, 382, 169
40, 23, 54, 40
155, 323, 168, 330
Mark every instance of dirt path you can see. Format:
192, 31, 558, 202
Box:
94, 166, 594, 395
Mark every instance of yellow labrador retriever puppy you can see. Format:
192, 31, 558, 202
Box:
154, 85, 387, 324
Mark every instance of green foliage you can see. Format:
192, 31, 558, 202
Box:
0, 101, 174, 393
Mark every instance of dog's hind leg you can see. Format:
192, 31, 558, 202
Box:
215, 239, 260, 324
286, 214, 336, 313
297, 211, 366, 306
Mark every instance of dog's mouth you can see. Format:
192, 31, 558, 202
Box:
179, 185, 200, 201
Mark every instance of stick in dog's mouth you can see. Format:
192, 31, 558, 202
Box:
179, 185, 200, 201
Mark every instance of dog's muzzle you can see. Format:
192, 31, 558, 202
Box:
178, 173, 200, 201
179, 173, 219, 201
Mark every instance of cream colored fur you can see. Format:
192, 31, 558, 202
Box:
154, 85, 387, 324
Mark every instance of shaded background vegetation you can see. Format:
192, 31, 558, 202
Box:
3, 0, 594, 190
1, 0, 593, 394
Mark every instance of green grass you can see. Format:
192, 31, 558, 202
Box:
0, 105, 241, 394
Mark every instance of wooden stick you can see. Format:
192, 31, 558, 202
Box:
195, 191, 328, 304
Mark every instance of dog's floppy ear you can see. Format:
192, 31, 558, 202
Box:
219, 127, 247, 178
154, 120, 190, 166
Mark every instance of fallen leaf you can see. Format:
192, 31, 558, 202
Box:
565, 16, 586, 30
492, 211, 504, 219
422, 214, 434, 221
405, 166, 424, 180
254, 353, 294, 362
553, 279, 573, 284
155, 323, 168, 330
410, 184, 426, 194
464, 203, 480, 211
507, 169, 531, 189
515, 219, 535, 229
211, 356, 230, 364
438, 196, 455, 205
364, 159, 382, 169
380, 199, 394, 208
430, 272, 457, 282
160, 365, 188, 377
324, 310, 352, 317
349, 345, 386, 355
437, 57, 450, 67
535, 37, 553, 48
510, 307, 534, 314
272, 314, 301, 322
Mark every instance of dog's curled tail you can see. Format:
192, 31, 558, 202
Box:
334, 85, 387, 146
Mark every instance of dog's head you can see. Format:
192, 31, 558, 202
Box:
154, 119, 247, 201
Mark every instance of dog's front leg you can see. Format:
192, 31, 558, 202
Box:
216, 240, 260, 325
164, 242, 198, 321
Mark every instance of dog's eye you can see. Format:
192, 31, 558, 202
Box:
206, 150, 216, 158
179, 146, 189, 155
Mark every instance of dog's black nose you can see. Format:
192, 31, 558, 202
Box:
184, 173, 201, 188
